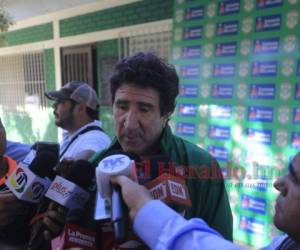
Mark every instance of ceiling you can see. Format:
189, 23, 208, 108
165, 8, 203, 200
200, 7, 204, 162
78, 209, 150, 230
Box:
2, 0, 101, 21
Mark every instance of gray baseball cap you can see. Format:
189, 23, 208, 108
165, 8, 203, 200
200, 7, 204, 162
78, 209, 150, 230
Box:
45, 81, 99, 111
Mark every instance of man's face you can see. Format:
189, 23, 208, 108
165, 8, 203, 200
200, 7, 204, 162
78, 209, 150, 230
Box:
113, 83, 169, 158
273, 152, 300, 241
52, 99, 76, 130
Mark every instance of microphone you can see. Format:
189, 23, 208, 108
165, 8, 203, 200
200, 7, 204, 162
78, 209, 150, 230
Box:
28, 159, 95, 250
142, 155, 191, 208
5, 149, 57, 203
96, 152, 137, 244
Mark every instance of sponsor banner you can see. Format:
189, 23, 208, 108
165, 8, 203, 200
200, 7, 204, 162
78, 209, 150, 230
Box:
218, 0, 240, 15
182, 45, 201, 59
212, 84, 233, 98
215, 42, 237, 57
249, 84, 275, 100
248, 106, 273, 122
245, 150, 273, 166
210, 105, 232, 119
213, 63, 235, 77
180, 65, 200, 78
255, 14, 281, 32
208, 125, 230, 140
251, 61, 278, 77
208, 145, 228, 161
239, 216, 264, 235
253, 38, 280, 54
295, 84, 300, 100
185, 6, 204, 20
216, 20, 239, 36
291, 132, 300, 148
178, 103, 197, 117
293, 108, 300, 124
256, 0, 283, 9
183, 26, 203, 40
179, 84, 198, 97
176, 122, 196, 136
246, 128, 272, 145
241, 194, 267, 215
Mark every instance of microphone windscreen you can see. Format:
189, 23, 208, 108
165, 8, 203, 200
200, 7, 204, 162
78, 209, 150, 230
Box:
64, 160, 95, 189
29, 150, 57, 179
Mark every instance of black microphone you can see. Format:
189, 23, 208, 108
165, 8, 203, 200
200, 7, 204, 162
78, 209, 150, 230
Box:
28, 159, 95, 250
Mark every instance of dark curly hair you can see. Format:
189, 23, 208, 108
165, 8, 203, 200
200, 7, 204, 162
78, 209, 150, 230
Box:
110, 52, 179, 116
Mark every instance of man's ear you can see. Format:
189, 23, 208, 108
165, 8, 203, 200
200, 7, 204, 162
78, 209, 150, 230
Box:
162, 112, 172, 127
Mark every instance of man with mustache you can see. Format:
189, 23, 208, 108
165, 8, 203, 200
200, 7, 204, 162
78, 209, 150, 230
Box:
110, 151, 300, 250
45, 81, 111, 161
91, 52, 233, 249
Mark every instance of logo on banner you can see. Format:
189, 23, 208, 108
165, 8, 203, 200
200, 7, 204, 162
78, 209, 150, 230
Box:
210, 105, 232, 119
176, 122, 195, 136
175, 9, 184, 23
213, 63, 235, 77
241, 194, 267, 215
240, 39, 251, 55
278, 106, 290, 124
202, 63, 212, 78
208, 125, 230, 140
178, 104, 197, 117
293, 108, 300, 124
208, 145, 228, 161
246, 128, 272, 145
215, 42, 237, 56
249, 84, 275, 99
248, 106, 273, 122
244, 0, 255, 12
204, 43, 213, 58
198, 124, 207, 138
218, 0, 240, 15
276, 130, 288, 147
245, 150, 272, 167
255, 14, 281, 32
284, 35, 297, 52
239, 61, 250, 77
179, 84, 198, 97
280, 83, 292, 100
182, 45, 201, 59
180, 65, 200, 78
184, 6, 204, 20
183, 26, 202, 40
257, 0, 283, 9
295, 84, 300, 100
251, 61, 278, 76
239, 216, 264, 235
207, 3, 217, 17
200, 83, 210, 98
242, 17, 253, 34
286, 10, 299, 29
291, 132, 300, 148
212, 84, 233, 98
253, 38, 280, 54
282, 58, 294, 76
216, 20, 239, 36
205, 23, 215, 38
10, 168, 28, 193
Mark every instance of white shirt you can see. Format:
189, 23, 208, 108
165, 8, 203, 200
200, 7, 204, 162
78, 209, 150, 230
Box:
59, 120, 111, 161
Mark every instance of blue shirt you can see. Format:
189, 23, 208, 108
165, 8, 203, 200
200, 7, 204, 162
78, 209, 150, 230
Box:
5, 140, 31, 163
133, 200, 242, 250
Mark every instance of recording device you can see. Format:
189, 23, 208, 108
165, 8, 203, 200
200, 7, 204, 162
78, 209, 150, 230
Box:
143, 155, 191, 208
28, 159, 95, 250
96, 152, 137, 244
5, 143, 58, 203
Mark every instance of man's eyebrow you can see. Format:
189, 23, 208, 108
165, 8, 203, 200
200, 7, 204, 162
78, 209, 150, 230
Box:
289, 162, 299, 182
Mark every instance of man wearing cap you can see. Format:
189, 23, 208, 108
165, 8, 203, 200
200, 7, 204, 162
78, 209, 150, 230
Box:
45, 81, 111, 161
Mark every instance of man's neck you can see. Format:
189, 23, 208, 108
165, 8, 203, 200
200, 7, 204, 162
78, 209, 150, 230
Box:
67, 119, 94, 135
